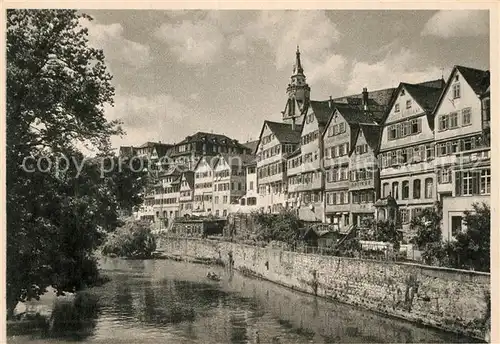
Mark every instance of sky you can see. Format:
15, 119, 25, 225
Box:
81, 9, 490, 148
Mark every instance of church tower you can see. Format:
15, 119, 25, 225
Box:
282, 46, 311, 126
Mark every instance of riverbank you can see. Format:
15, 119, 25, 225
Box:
156, 236, 490, 342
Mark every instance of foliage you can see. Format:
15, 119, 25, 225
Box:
252, 210, 303, 244
413, 203, 490, 272
102, 220, 157, 258
410, 202, 443, 249
362, 219, 402, 251
6, 9, 146, 318
452, 202, 490, 272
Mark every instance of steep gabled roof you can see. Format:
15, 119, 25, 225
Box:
180, 171, 194, 188
432, 65, 489, 115
402, 83, 444, 112
456, 65, 490, 95
309, 100, 334, 130
215, 153, 255, 169
359, 125, 383, 155
242, 140, 259, 153
334, 103, 378, 125
382, 78, 446, 125
256, 121, 302, 151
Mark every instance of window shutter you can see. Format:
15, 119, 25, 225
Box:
437, 170, 442, 184
455, 172, 461, 196
472, 171, 480, 195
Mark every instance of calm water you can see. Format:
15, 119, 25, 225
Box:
9, 257, 477, 344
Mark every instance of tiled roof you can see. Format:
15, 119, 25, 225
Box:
416, 78, 446, 89
178, 132, 242, 147
265, 121, 303, 144
309, 101, 333, 128
456, 65, 490, 96
333, 87, 396, 110
242, 139, 259, 153
402, 83, 444, 112
360, 125, 383, 153
334, 103, 378, 125
181, 171, 195, 188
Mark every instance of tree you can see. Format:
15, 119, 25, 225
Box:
6, 9, 145, 318
102, 219, 157, 258
253, 211, 302, 244
453, 202, 490, 272
410, 202, 442, 249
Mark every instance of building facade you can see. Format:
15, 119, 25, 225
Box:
212, 154, 250, 217
378, 80, 445, 239
256, 121, 301, 213
193, 156, 216, 216
432, 66, 490, 241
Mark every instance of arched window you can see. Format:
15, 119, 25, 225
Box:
413, 179, 421, 199
392, 182, 399, 199
425, 178, 433, 198
402, 181, 410, 199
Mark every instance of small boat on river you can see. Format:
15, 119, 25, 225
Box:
206, 272, 220, 281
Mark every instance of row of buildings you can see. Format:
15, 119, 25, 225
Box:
123, 47, 490, 241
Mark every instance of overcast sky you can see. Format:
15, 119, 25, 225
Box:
81, 10, 490, 148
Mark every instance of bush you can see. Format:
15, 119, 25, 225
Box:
102, 220, 156, 258
252, 210, 302, 245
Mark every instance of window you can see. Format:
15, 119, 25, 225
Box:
462, 138, 472, 151
339, 122, 345, 133
438, 143, 447, 156
406, 100, 412, 109
462, 172, 473, 196
449, 112, 458, 128
451, 216, 462, 236
439, 168, 451, 184
462, 108, 472, 126
411, 119, 420, 134
426, 144, 434, 160
402, 181, 410, 200
481, 169, 491, 195
392, 182, 399, 199
439, 115, 449, 130
400, 209, 409, 224
425, 178, 433, 198
412, 179, 420, 199
389, 125, 397, 140
214, 196, 219, 204
395, 103, 400, 113
383, 183, 390, 198
452, 83, 461, 99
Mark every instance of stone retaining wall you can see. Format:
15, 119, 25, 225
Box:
158, 236, 490, 341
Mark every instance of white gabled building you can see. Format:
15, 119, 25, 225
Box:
432, 65, 490, 241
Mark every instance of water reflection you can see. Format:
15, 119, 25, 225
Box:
8, 257, 480, 344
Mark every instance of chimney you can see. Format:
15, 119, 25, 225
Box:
362, 87, 368, 110
329, 96, 333, 109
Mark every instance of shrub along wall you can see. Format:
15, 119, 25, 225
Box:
157, 237, 490, 341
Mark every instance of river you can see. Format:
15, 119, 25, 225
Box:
8, 257, 478, 343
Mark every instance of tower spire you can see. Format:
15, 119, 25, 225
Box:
294, 45, 304, 75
